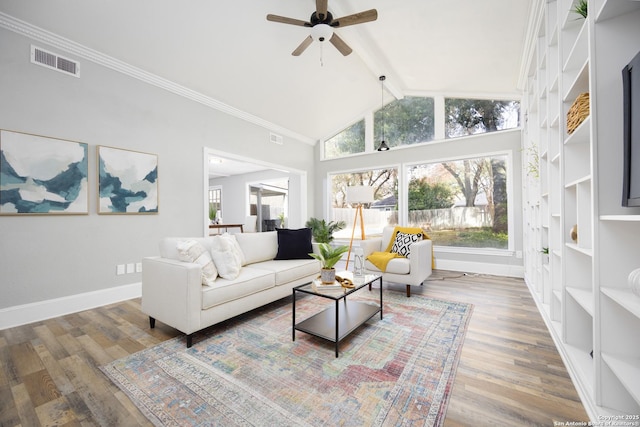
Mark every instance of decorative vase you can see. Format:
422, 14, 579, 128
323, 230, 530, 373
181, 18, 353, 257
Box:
628, 268, 640, 298
353, 247, 365, 277
320, 268, 336, 284
570, 224, 578, 242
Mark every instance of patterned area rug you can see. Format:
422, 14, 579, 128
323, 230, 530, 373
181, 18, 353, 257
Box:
102, 290, 473, 426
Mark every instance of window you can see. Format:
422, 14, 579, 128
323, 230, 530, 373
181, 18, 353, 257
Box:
329, 168, 398, 239
407, 155, 509, 249
208, 186, 222, 222
445, 98, 520, 138
374, 97, 434, 148
324, 120, 365, 159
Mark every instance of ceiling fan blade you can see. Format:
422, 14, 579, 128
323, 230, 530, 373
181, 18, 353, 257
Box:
267, 14, 310, 27
316, 0, 328, 20
331, 9, 378, 28
292, 36, 314, 56
329, 33, 353, 56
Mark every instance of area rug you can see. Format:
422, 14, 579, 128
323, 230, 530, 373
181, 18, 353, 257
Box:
102, 290, 473, 426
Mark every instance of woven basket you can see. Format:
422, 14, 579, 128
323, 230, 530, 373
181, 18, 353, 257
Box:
566, 92, 590, 134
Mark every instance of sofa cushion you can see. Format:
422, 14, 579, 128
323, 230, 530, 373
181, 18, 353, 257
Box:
234, 231, 278, 265
210, 234, 243, 280
254, 259, 320, 286
391, 231, 423, 258
274, 228, 313, 260
176, 240, 218, 285
160, 237, 212, 260
365, 257, 411, 275
201, 267, 275, 309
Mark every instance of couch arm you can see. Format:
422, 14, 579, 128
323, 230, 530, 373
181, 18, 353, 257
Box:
407, 239, 433, 285
360, 238, 382, 257
141, 256, 203, 335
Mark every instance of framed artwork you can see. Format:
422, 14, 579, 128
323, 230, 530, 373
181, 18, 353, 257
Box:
0, 129, 89, 215
98, 146, 158, 214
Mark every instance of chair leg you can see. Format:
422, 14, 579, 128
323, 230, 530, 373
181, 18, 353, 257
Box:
406, 285, 411, 297
149, 317, 156, 328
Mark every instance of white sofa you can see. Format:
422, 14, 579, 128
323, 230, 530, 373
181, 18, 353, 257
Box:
360, 226, 433, 297
142, 230, 320, 347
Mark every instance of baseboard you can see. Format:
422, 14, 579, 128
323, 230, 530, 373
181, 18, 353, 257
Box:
435, 259, 524, 278
0, 282, 142, 330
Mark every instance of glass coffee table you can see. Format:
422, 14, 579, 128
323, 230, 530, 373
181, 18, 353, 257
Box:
292, 273, 383, 357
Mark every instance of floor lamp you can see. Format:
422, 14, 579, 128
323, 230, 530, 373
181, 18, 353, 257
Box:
345, 185, 374, 270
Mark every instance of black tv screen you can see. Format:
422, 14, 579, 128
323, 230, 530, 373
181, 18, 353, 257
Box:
622, 49, 640, 207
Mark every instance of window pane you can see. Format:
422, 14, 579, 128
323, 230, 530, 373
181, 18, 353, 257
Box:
407, 155, 508, 249
445, 99, 520, 138
324, 120, 365, 159
374, 97, 434, 148
330, 168, 399, 239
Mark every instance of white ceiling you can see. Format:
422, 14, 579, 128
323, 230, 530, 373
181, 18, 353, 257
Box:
0, 0, 533, 143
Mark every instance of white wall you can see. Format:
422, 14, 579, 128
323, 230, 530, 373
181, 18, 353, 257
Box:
0, 28, 315, 317
313, 129, 525, 276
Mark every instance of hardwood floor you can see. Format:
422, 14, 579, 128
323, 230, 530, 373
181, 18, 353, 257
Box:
0, 271, 589, 426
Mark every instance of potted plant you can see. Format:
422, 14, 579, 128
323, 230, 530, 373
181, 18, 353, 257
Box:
209, 203, 217, 224
572, 0, 587, 18
305, 218, 346, 244
309, 243, 349, 283
541, 247, 549, 264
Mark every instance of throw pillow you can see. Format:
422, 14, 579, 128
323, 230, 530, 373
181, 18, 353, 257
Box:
391, 231, 422, 258
210, 233, 243, 280
176, 240, 218, 286
274, 227, 313, 260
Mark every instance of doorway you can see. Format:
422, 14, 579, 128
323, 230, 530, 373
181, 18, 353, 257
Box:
249, 180, 288, 232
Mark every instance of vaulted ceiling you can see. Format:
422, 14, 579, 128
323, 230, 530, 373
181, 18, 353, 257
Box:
0, 0, 534, 144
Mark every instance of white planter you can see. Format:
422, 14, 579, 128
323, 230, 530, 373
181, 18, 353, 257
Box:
320, 268, 336, 284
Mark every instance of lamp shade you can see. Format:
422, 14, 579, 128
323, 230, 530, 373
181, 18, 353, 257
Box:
346, 185, 374, 204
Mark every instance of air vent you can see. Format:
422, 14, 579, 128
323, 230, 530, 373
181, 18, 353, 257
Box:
30, 45, 80, 77
270, 132, 283, 145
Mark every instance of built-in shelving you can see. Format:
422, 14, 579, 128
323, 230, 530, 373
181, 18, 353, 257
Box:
522, 0, 640, 420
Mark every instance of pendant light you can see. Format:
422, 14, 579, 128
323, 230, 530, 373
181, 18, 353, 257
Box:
377, 75, 390, 151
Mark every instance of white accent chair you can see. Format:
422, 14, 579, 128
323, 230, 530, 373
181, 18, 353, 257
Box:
360, 226, 433, 297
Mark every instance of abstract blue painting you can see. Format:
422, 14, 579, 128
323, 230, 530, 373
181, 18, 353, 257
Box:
98, 146, 158, 214
0, 130, 89, 215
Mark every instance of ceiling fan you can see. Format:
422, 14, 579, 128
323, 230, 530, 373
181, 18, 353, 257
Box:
267, 0, 378, 56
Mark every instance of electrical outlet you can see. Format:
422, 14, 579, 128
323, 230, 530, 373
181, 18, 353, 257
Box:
126, 263, 135, 274
136, 262, 143, 273
116, 264, 125, 275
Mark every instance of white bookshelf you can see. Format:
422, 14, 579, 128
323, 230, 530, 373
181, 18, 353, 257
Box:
522, 0, 640, 419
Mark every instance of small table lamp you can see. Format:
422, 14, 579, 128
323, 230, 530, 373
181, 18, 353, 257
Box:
345, 185, 374, 270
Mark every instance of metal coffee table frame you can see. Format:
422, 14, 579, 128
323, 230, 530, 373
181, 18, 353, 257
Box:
292, 274, 383, 357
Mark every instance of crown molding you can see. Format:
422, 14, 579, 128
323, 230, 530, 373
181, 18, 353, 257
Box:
0, 12, 316, 145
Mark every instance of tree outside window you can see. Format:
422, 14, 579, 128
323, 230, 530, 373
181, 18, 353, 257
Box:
324, 120, 365, 159
445, 98, 520, 138
374, 97, 435, 148
407, 155, 508, 249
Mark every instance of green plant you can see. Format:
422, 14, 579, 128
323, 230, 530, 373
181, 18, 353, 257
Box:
572, 0, 587, 18
305, 218, 346, 243
308, 243, 349, 269
278, 212, 285, 226
541, 247, 549, 254
208, 203, 217, 221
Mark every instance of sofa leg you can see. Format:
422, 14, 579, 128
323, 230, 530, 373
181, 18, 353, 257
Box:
186, 334, 193, 348
149, 317, 156, 329
406, 285, 411, 297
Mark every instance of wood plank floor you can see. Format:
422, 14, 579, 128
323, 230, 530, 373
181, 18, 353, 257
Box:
0, 271, 589, 426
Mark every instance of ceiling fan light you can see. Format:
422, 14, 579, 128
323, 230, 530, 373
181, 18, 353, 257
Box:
311, 24, 333, 42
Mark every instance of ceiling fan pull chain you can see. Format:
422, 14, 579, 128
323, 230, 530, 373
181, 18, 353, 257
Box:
320, 42, 324, 67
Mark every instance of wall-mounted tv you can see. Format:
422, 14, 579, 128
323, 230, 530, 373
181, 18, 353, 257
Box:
622, 49, 640, 207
